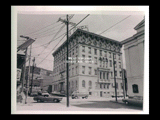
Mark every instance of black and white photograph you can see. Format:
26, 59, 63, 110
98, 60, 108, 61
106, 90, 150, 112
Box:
11, 6, 149, 114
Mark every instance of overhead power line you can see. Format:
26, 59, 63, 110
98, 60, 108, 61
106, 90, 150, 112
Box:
25, 22, 62, 36
99, 15, 131, 35
36, 14, 90, 66
37, 34, 66, 66
36, 15, 75, 56
28, 23, 63, 37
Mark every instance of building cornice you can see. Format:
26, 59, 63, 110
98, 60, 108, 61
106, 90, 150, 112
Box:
52, 29, 122, 56
121, 30, 144, 45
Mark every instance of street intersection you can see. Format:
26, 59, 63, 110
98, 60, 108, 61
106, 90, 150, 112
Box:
15, 96, 143, 114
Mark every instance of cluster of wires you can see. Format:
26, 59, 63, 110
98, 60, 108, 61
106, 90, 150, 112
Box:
23, 14, 90, 69
36, 14, 90, 66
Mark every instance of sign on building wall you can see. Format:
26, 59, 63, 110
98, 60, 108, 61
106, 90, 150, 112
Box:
17, 68, 22, 81
73, 25, 89, 33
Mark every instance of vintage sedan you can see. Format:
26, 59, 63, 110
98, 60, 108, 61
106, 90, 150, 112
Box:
71, 91, 89, 99
33, 94, 63, 103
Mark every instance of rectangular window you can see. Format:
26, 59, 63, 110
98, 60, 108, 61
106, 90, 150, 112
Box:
89, 56, 92, 64
82, 46, 85, 52
100, 50, 102, 56
110, 60, 112, 67
88, 67, 92, 75
76, 46, 78, 53
111, 72, 113, 77
100, 72, 102, 79
121, 83, 123, 89
72, 49, 74, 55
82, 55, 85, 63
104, 51, 107, 57
76, 66, 78, 74
94, 69, 97, 75
109, 52, 111, 58
104, 84, 106, 89
106, 61, 108, 68
119, 71, 122, 77
114, 61, 117, 68
94, 57, 97, 64
107, 84, 109, 89
118, 54, 121, 60
88, 47, 91, 54
103, 61, 105, 68
72, 68, 74, 76
119, 62, 121, 68
115, 71, 117, 76
94, 49, 97, 55
100, 84, 102, 89
132, 84, 139, 93
114, 54, 116, 59
107, 72, 109, 80
100, 61, 102, 67
82, 66, 85, 74
103, 72, 105, 79
76, 55, 78, 63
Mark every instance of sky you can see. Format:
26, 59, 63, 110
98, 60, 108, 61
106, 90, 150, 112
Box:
16, 6, 145, 71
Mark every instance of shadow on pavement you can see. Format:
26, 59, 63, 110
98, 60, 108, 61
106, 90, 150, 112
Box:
72, 101, 143, 110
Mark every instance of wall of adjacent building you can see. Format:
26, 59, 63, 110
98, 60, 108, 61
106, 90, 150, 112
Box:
123, 20, 144, 97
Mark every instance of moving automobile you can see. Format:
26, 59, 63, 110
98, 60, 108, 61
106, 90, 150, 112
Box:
33, 93, 63, 103
71, 91, 89, 99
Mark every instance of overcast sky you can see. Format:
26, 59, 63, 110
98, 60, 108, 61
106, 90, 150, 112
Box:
16, 7, 145, 71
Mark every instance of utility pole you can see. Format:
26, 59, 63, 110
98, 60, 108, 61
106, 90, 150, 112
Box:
21, 47, 28, 98
113, 53, 117, 102
66, 15, 69, 107
58, 14, 70, 107
30, 57, 35, 95
25, 44, 32, 104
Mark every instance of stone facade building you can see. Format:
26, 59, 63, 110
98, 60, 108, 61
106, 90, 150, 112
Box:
121, 18, 144, 97
52, 29, 124, 97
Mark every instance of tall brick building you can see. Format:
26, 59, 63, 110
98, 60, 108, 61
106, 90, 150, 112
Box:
52, 29, 123, 97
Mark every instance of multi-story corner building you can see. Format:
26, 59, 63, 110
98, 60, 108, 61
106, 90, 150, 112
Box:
52, 29, 123, 97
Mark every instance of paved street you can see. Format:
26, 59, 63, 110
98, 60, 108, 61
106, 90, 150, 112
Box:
15, 96, 143, 114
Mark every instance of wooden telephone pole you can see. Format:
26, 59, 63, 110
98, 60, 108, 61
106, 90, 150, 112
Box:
58, 15, 70, 107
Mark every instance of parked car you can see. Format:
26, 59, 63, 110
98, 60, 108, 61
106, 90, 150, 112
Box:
122, 95, 143, 106
33, 94, 63, 103
41, 91, 50, 96
30, 91, 38, 96
71, 91, 89, 99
